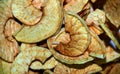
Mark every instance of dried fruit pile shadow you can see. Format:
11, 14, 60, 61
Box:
0, 0, 120, 74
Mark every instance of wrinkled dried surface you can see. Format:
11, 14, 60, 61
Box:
13, 0, 63, 43
64, 0, 88, 13
86, 9, 105, 26
48, 37, 93, 64
88, 31, 105, 59
54, 63, 102, 74
89, 25, 103, 35
105, 46, 120, 62
71, 64, 102, 74
12, 0, 43, 25
54, 12, 90, 57
104, 0, 120, 28
11, 46, 52, 74
0, 0, 21, 62
30, 57, 58, 70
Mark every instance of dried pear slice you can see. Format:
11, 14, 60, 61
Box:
64, 0, 88, 13
99, 20, 120, 50
14, 0, 63, 43
12, 0, 43, 25
0, 0, 21, 62
30, 57, 58, 70
54, 12, 90, 56
104, 0, 120, 28
105, 46, 120, 62
88, 31, 105, 59
11, 46, 52, 74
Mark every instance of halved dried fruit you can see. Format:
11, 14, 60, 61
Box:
104, 0, 120, 28
53, 12, 91, 56
11, 46, 52, 74
0, 0, 21, 62
13, 0, 63, 43
64, 0, 88, 13
30, 57, 58, 70
88, 31, 105, 59
12, 0, 43, 25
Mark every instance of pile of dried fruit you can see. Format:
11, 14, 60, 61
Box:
0, 0, 120, 74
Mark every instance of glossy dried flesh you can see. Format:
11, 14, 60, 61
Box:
64, 0, 88, 13
11, 46, 52, 74
54, 12, 91, 56
0, 0, 21, 62
12, 0, 42, 25
104, 0, 120, 28
13, 0, 63, 43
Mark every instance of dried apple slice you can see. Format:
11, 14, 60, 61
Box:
13, 0, 63, 43
99, 20, 120, 50
64, 0, 88, 13
47, 12, 93, 64
104, 0, 120, 28
0, 0, 21, 62
105, 46, 120, 62
89, 25, 103, 35
30, 57, 58, 70
12, 0, 43, 25
71, 64, 102, 74
11, 46, 52, 74
54, 12, 90, 56
88, 31, 105, 59
1, 60, 12, 74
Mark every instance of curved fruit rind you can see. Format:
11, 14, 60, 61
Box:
14, 0, 63, 43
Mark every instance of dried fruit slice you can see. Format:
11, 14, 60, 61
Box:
109, 63, 120, 74
1, 60, 12, 74
11, 46, 52, 74
47, 12, 93, 64
99, 20, 120, 50
88, 31, 105, 59
64, 0, 88, 13
104, 0, 120, 28
12, 0, 43, 25
30, 57, 58, 70
54, 12, 90, 56
71, 64, 102, 74
105, 46, 120, 62
0, 0, 21, 62
86, 9, 105, 26
89, 25, 103, 35
13, 0, 63, 43
48, 38, 93, 64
